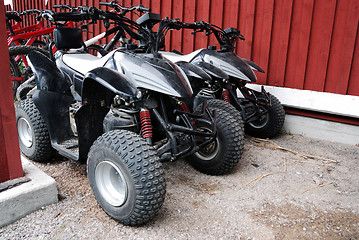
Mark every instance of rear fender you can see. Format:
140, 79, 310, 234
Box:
26, 51, 72, 96
32, 90, 74, 146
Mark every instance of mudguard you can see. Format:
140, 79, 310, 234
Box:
112, 51, 193, 100
195, 61, 229, 79
82, 67, 137, 103
191, 49, 257, 82
32, 90, 74, 147
75, 67, 138, 161
175, 61, 211, 81
27, 51, 72, 96
242, 58, 265, 73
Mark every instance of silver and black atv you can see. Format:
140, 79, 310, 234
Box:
141, 16, 285, 138
15, 6, 244, 225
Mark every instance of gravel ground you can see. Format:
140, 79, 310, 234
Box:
0, 133, 358, 240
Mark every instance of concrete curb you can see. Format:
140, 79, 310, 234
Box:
283, 114, 359, 146
0, 156, 58, 227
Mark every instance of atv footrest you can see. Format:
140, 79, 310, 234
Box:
59, 137, 79, 149
54, 137, 79, 160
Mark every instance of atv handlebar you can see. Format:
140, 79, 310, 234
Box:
100, 1, 150, 15
41, 10, 94, 22
42, 6, 122, 23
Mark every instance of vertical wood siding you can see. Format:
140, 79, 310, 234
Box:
7, 0, 359, 96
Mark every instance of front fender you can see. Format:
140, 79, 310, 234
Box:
192, 49, 257, 82
242, 59, 265, 73
113, 51, 193, 99
195, 61, 229, 79
175, 61, 212, 81
82, 67, 137, 104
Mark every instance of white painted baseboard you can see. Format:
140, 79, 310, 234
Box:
246, 84, 359, 118
283, 114, 359, 146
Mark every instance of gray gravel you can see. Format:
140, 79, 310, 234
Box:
0, 133, 358, 240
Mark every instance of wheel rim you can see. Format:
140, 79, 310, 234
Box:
17, 117, 33, 148
194, 137, 220, 161
95, 161, 128, 207
248, 106, 269, 129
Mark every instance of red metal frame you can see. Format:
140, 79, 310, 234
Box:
8, 17, 73, 83
7, 21, 54, 47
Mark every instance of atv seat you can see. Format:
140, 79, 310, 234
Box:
62, 50, 117, 75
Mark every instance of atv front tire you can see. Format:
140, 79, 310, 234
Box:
87, 130, 166, 226
245, 94, 285, 138
15, 99, 54, 162
189, 99, 244, 175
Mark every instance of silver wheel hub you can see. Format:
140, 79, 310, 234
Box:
95, 161, 128, 207
17, 117, 33, 148
195, 138, 220, 161
248, 106, 269, 129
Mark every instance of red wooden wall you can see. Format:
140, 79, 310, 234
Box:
0, 3, 23, 183
7, 0, 359, 96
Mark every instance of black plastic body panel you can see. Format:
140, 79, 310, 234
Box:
27, 51, 72, 96
191, 49, 257, 82
83, 67, 137, 101
195, 61, 229, 79
175, 61, 211, 81
242, 58, 265, 73
32, 90, 74, 145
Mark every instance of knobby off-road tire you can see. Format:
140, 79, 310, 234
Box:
189, 99, 245, 175
245, 94, 285, 138
9, 45, 49, 57
15, 99, 54, 162
9, 45, 49, 99
10, 57, 21, 98
87, 130, 166, 226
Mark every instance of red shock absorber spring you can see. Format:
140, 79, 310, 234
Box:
140, 109, 152, 139
178, 101, 190, 113
178, 101, 195, 125
222, 89, 231, 103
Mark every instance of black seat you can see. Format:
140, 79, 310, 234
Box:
54, 27, 84, 50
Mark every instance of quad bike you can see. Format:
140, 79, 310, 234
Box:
140, 16, 285, 138
15, 6, 244, 225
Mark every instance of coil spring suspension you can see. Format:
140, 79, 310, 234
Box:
178, 101, 195, 125
140, 109, 152, 142
222, 89, 231, 103
178, 101, 190, 113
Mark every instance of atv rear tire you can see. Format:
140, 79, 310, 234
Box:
87, 130, 166, 226
189, 99, 244, 175
245, 94, 285, 138
15, 99, 54, 162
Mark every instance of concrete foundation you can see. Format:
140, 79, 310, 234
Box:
0, 157, 58, 227
283, 114, 359, 146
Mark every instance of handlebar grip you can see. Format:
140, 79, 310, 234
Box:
6, 12, 22, 22
137, 5, 150, 12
